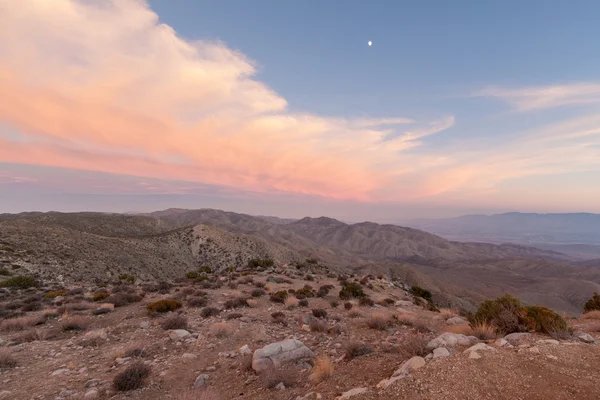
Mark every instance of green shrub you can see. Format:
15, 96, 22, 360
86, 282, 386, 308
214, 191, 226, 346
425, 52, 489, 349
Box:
339, 282, 365, 300
198, 266, 212, 274
113, 362, 151, 391
411, 286, 432, 301
186, 271, 199, 280
45, 290, 68, 299
0, 268, 10, 276
584, 292, 600, 312
471, 294, 528, 334
92, 292, 110, 302
146, 300, 182, 314
0, 275, 38, 289
270, 290, 288, 303
524, 306, 568, 335
118, 274, 135, 284
247, 258, 274, 269
296, 286, 315, 298
358, 296, 374, 307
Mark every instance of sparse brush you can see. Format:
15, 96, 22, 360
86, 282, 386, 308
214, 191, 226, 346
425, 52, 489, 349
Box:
225, 312, 243, 320
285, 296, 299, 310
470, 321, 496, 340
146, 299, 182, 314
187, 296, 208, 308
271, 311, 286, 323
45, 290, 68, 299
367, 313, 391, 330
358, 297, 374, 307
113, 362, 151, 391
439, 308, 459, 319
348, 310, 362, 318
0, 315, 45, 332
329, 300, 339, 308
378, 298, 395, 307
312, 309, 327, 319
254, 281, 266, 289
15, 328, 48, 343
124, 343, 149, 358
345, 341, 373, 360
445, 324, 474, 336
396, 313, 415, 326
582, 310, 600, 320
397, 333, 429, 359
310, 356, 334, 383
61, 316, 89, 332
108, 293, 143, 307
210, 322, 233, 338
0, 348, 17, 369
160, 314, 188, 330
21, 302, 42, 312
412, 318, 431, 333
92, 292, 110, 302
251, 289, 266, 298
309, 319, 328, 332
344, 302, 353, 310
298, 299, 309, 307
261, 367, 296, 389
224, 296, 249, 309
201, 307, 221, 318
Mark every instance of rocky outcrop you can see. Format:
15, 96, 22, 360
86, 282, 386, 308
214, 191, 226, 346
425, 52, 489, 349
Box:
252, 339, 315, 372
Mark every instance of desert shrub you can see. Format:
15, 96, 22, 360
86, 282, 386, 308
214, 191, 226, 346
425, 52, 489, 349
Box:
345, 341, 373, 359
378, 298, 395, 307
584, 292, 600, 313
113, 362, 151, 391
312, 309, 327, 319
305, 274, 314, 281
0, 348, 17, 369
228, 281, 238, 290
261, 367, 296, 389
45, 290, 68, 299
124, 344, 149, 358
92, 292, 110, 302
0, 315, 45, 332
224, 296, 249, 309
225, 312, 243, 320
470, 321, 496, 340
358, 296, 374, 307
298, 299, 309, 307
200, 307, 221, 318
14, 328, 49, 344
344, 302, 353, 310
317, 285, 334, 298
296, 286, 315, 298
186, 271, 199, 280
348, 310, 362, 318
396, 333, 429, 359
187, 297, 208, 308
339, 282, 365, 300
471, 294, 529, 334
439, 308, 458, 319
160, 315, 188, 330
411, 285, 432, 301
21, 302, 42, 312
285, 296, 299, 309
271, 311, 285, 320
254, 281, 266, 288
583, 310, 600, 320
0, 268, 10, 276
247, 258, 274, 269
309, 319, 328, 332
146, 299, 182, 314
66, 288, 85, 296
270, 290, 288, 303
329, 300, 339, 308
198, 265, 212, 274
210, 322, 233, 338
524, 306, 568, 335
61, 316, 89, 331
0, 275, 38, 289
251, 288, 266, 298
106, 293, 142, 307
396, 313, 415, 326
367, 313, 391, 330
118, 274, 135, 284
310, 356, 334, 383
92, 308, 111, 315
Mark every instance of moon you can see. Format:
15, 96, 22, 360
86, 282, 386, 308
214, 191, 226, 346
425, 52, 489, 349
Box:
368, 41, 372, 47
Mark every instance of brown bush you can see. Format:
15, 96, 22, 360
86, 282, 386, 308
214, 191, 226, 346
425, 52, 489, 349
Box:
160, 314, 188, 330
123, 343, 149, 358
225, 312, 243, 320
200, 307, 221, 318
187, 296, 208, 308
358, 297, 374, 307
396, 333, 429, 359
366, 313, 391, 330
582, 310, 600, 320
224, 296, 249, 309
61, 316, 89, 332
0, 315, 45, 332
0, 348, 17, 369
345, 341, 373, 359
309, 319, 328, 332
312, 309, 327, 319
210, 322, 233, 338
310, 356, 334, 383
261, 367, 296, 389
471, 321, 496, 340
146, 299, 182, 314
285, 296, 299, 309
113, 362, 151, 391
251, 288, 266, 297
298, 299, 309, 307
344, 302, 353, 310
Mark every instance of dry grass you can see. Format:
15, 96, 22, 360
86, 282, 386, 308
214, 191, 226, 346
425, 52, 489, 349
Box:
396, 313, 416, 326
160, 314, 188, 330
0, 315, 45, 332
177, 389, 221, 400
210, 322, 233, 338
582, 310, 600, 320
309, 319, 328, 332
260, 367, 296, 389
366, 313, 391, 330
585, 322, 600, 332
113, 362, 151, 391
348, 310, 362, 318
0, 348, 17, 369
345, 341, 373, 359
445, 323, 474, 335
285, 296, 299, 310
124, 343, 149, 358
471, 321, 497, 340
439, 308, 459, 319
310, 356, 334, 383
61, 316, 89, 332
14, 328, 48, 343
396, 333, 429, 359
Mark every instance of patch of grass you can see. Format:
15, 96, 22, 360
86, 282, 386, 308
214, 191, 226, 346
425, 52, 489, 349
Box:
124, 343, 149, 358
346, 341, 373, 359
210, 322, 233, 338
0, 315, 45, 332
470, 321, 496, 340
396, 333, 429, 359
61, 316, 89, 332
160, 314, 188, 330
187, 296, 208, 308
439, 308, 459, 319
358, 296, 374, 307
582, 310, 600, 320
251, 288, 266, 297
0, 275, 38, 289
14, 328, 48, 343
224, 296, 249, 309
45, 290, 68, 299
92, 292, 110, 302
367, 313, 391, 330
339, 282, 365, 300
285, 296, 298, 309
201, 307, 221, 318
113, 362, 151, 391
146, 299, 182, 314
0, 348, 17, 369
310, 356, 334, 383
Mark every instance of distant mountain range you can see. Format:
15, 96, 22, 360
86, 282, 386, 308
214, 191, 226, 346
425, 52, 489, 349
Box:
403, 212, 600, 248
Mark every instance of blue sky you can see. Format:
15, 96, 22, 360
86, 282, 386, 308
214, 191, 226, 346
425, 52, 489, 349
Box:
0, 0, 599, 219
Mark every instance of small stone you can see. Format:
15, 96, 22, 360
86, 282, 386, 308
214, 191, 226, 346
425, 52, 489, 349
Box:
433, 347, 450, 358
547, 355, 558, 360
239, 345, 252, 355
392, 356, 426, 377
140, 321, 151, 329
169, 329, 191, 341
576, 333, 596, 344
193, 374, 209, 389
528, 346, 540, 354
115, 357, 130, 365
83, 389, 99, 400
51, 368, 70, 376
205, 366, 217, 372
446, 316, 468, 325
301, 324, 311, 332
537, 339, 559, 345
469, 351, 481, 359
182, 353, 197, 359
275, 382, 286, 391
336, 387, 368, 399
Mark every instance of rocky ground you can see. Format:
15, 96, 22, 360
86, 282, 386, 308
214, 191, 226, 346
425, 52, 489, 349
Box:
0, 264, 599, 400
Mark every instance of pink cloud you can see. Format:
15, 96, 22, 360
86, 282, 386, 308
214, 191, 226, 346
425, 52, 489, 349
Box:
0, 0, 453, 202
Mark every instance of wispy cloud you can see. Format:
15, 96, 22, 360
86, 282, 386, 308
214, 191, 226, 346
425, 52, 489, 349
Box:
478, 83, 600, 111
0, 0, 452, 202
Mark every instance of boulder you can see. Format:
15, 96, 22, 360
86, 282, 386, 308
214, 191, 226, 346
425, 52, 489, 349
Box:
504, 332, 530, 344
252, 339, 315, 372
494, 338, 508, 347
335, 387, 368, 399
463, 343, 496, 354
576, 333, 596, 344
537, 339, 559, 345
433, 347, 450, 358
468, 351, 481, 359
446, 317, 468, 325
193, 374, 209, 389
392, 356, 426, 377
169, 329, 191, 341
427, 332, 472, 349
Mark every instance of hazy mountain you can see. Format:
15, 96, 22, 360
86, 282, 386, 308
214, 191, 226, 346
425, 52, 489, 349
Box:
404, 212, 600, 247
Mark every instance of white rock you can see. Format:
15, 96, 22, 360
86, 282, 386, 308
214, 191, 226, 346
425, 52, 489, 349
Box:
576, 333, 596, 344
252, 339, 315, 372
193, 374, 209, 389
504, 332, 530, 343
427, 332, 472, 349
433, 347, 450, 358
392, 356, 426, 377
83, 329, 107, 341
169, 329, 191, 340
182, 353, 197, 359
376, 375, 405, 389
494, 338, 508, 347
468, 351, 481, 359
463, 343, 496, 354
115, 357, 130, 365
537, 339, 559, 345
140, 321, 151, 329
51, 368, 70, 376
335, 387, 368, 399
83, 389, 99, 400
528, 346, 540, 354
446, 316, 468, 325
275, 382, 286, 391
239, 345, 252, 355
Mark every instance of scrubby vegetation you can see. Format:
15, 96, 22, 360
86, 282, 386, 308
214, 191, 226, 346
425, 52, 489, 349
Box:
146, 299, 182, 314
0, 275, 38, 288
247, 257, 275, 269
113, 362, 151, 391
45, 290, 68, 299
411, 285, 432, 301
584, 292, 600, 313
339, 282, 365, 300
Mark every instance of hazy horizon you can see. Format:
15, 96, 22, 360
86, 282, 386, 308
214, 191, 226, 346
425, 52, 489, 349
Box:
2, 1, 600, 219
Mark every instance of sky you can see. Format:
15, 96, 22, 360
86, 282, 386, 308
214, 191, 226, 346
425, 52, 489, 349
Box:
1, 0, 600, 220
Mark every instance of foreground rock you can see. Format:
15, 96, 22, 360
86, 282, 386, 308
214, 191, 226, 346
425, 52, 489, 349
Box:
377, 356, 426, 389
576, 333, 596, 344
335, 387, 368, 399
252, 339, 315, 372
427, 332, 475, 349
